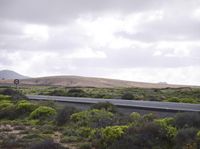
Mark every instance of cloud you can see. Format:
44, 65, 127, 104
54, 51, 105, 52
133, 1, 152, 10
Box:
0, 0, 200, 85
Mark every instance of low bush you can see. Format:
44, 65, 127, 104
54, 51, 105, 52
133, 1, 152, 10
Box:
79, 142, 92, 149
60, 136, 80, 143
29, 106, 57, 120
0, 101, 16, 119
71, 109, 114, 128
121, 92, 134, 100
16, 100, 38, 116
173, 112, 200, 129
55, 106, 77, 126
90, 102, 117, 113
67, 88, 87, 97
0, 88, 27, 101
30, 139, 66, 149
0, 94, 11, 101
174, 128, 198, 149
108, 122, 172, 149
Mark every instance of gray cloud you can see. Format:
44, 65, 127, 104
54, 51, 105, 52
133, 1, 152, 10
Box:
0, 0, 200, 85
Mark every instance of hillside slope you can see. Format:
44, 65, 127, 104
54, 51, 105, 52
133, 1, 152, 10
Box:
7, 75, 197, 88
0, 70, 29, 80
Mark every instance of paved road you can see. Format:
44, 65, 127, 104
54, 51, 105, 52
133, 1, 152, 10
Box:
27, 95, 200, 112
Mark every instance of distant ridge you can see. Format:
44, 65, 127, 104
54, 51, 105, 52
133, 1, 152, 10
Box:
0, 71, 198, 88
0, 75, 198, 88
0, 70, 29, 80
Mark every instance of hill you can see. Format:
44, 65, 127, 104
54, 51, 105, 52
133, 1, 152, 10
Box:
0, 70, 29, 80
4, 75, 197, 88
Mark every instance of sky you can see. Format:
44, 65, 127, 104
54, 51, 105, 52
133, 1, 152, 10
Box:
0, 0, 200, 85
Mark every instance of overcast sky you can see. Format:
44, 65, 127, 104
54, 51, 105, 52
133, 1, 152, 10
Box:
0, 0, 200, 85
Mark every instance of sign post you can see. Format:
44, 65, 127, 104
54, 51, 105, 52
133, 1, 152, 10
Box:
14, 79, 20, 89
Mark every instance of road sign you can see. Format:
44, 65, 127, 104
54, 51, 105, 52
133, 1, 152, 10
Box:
14, 79, 20, 88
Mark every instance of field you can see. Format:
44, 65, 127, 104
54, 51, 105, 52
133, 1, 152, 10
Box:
0, 87, 200, 149
16, 85, 200, 104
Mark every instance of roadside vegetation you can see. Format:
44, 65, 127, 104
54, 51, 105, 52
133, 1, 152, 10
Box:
18, 86, 200, 104
0, 87, 200, 149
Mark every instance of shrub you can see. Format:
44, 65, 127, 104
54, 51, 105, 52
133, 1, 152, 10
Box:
60, 136, 80, 143
30, 140, 66, 149
155, 118, 177, 138
121, 92, 134, 100
71, 109, 114, 128
55, 106, 77, 126
48, 90, 66, 96
90, 102, 117, 113
92, 125, 128, 149
67, 88, 87, 97
79, 142, 92, 149
0, 101, 16, 119
142, 113, 157, 122
0, 94, 11, 101
173, 112, 200, 129
108, 122, 172, 149
174, 128, 198, 149
16, 100, 38, 116
130, 112, 141, 122
29, 106, 57, 120
0, 88, 27, 101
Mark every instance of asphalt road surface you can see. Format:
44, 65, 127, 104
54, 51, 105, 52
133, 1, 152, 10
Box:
27, 95, 200, 113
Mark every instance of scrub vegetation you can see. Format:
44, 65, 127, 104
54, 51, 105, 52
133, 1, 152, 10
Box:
0, 87, 200, 149
18, 86, 200, 104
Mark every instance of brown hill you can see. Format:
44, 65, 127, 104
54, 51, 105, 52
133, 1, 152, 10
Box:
0, 75, 198, 88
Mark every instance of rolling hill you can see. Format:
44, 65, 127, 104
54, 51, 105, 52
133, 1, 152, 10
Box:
0, 70, 198, 88
0, 70, 29, 80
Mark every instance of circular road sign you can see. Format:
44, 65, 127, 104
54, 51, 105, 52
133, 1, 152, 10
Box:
14, 79, 20, 85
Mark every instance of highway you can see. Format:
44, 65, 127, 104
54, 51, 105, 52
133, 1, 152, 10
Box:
27, 95, 200, 113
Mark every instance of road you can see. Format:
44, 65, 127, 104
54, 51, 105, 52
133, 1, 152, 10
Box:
27, 95, 200, 113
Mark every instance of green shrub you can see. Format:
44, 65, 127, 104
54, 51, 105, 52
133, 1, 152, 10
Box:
71, 109, 114, 128
30, 139, 66, 149
0, 101, 17, 119
174, 128, 198, 149
108, 122, 172, 149
30, 106, 57, 120
130, 112, 141, 122
155, 118, 177, 138
55, 106, 77, 126
0, 88, 27, 101
0, 94, 11, 101
79, 142, 92, 149
174, 112, 200, 129
60, 136, 80, 143
16, 100, 38, 116
90, 102, 117, 113
67, 88, 87, 97
121, 92, 134, 100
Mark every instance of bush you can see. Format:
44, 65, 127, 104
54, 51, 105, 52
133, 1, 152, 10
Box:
92, 125, 128, 149
173, 112, 200, 129
0, 101, 16, 119
121, 92, 134, 100
67, 88, 87, 97
79, 142, 92, 149
130, 112, 141, 122
16, 100, 38, 116
55, 106, 77, 126
0, 88, 27, 101
0, 94, 11, 101
90, 102, 117, 113
30, 140, 66, 149
71, 109, 114, 128
174, 128, 198, 149
48, 90, 66, 96
30, 106, 57, 120
108, 122, 172, 149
